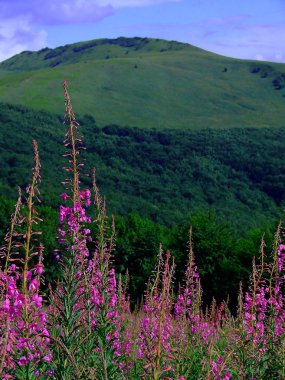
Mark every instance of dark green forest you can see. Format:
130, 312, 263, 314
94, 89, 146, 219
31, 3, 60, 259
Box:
1, 102, 284, 226
0, 102, 284, 305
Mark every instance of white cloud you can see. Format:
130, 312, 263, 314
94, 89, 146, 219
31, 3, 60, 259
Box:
0, 18, 47, 62
0, 0, 114, 62
215, 24, 285, 62
275, 53, 283, 61
0, 1, 114, 25
177, 18, 285, 62
255, 54, 265, 61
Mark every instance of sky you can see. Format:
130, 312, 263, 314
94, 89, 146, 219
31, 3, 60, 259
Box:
0, 0, 284, 63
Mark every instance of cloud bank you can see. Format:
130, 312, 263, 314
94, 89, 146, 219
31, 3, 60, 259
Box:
194, 18, 285, 62
0, 1, 114, 25
0, 0, 181, 61
0, 17, 47, 62
0, 1, 111, 61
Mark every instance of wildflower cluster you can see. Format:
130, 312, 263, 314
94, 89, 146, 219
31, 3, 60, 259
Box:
0, 142, 52, 379
0, 82, 284, 379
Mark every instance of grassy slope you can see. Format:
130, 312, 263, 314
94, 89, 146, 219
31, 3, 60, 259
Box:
0, 37, 284, 130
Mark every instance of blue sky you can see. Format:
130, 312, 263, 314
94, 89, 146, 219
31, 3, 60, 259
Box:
0, 0, 284, 63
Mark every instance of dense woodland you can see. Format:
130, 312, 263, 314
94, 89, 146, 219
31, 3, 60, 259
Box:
1, 102, 285, 225
0, 102, 283, 307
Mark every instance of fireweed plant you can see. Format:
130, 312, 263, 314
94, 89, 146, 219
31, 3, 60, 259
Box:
0, 81, 285, 379
0, 141, 52, 379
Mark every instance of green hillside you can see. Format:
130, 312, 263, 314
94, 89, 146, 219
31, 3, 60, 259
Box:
0, 37, 284, 129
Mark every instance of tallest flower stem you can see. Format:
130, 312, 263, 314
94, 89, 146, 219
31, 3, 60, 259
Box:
63, 80, 79, 205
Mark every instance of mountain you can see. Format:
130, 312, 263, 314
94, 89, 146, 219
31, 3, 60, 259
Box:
0, 37, 285, 231
0, 37, 284, 130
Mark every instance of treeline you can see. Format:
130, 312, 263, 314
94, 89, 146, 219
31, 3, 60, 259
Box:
114, 211, 275, 308
0, 195, 276, 307
0, 102, 284, 230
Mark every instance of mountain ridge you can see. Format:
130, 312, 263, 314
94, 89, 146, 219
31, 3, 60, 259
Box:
0, 36, 284, 130
0, 37, 202, 71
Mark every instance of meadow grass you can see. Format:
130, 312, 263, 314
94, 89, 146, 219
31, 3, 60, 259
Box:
0, 37, 285, 130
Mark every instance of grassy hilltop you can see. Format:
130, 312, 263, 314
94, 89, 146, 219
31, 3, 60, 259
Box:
0, 36, 285, 130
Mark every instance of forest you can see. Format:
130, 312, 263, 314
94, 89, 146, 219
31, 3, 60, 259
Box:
1, 102, 285, 227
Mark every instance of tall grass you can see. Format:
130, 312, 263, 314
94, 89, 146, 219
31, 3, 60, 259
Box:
0, 82, 284, 379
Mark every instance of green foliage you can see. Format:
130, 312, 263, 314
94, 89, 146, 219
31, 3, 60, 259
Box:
0, 103, 284, 230
114, 213, 171, 300
171, 211, 275, 306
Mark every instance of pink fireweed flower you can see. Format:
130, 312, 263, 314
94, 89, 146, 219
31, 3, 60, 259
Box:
18, 356, 29, 366
10, 264, 17, 272
31, 294, 43, 308
43, 354, 52, 363
57, 228, 66, 236
35, 264, 44, 275
3, 297, 11, 310
59, 205, 71, 222
277, 243, 285, 273
79, 189, 91, 203
210, 356, 232, 380
28, 278, 39, 292
60, 192, 69, 201
0, 267, 52, 375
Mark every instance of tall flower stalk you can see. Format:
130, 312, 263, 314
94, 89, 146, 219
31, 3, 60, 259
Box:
136, 247, 175, 379
48, 81, 122, 379
173, 227, 210, 378
0, 141, 51, 379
